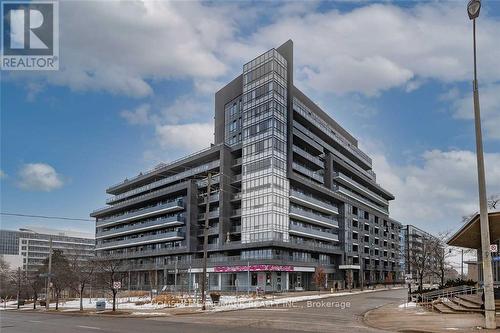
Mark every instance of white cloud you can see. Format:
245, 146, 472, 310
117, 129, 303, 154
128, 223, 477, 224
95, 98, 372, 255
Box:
160, 95, 211, 124
449, 83, 500, 140
155, 123, 213, 151
120, 104, 152, 125
370, 148, 500, 233
0, 170, 6, 179
17, 163, 64, 192
230, 2, 500, 96
8, 1, 239, 98
9, 2, 500, 98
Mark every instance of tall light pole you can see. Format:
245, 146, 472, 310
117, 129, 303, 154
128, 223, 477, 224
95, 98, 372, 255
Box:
466, 0, 495, 329
201, 172, 212, 310
45, 237, 53, 310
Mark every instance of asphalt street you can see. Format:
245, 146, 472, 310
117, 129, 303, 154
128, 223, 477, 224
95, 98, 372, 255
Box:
0, 288, 407, 333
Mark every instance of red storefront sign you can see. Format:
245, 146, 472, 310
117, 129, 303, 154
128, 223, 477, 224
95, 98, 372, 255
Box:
214, 265, 294, 273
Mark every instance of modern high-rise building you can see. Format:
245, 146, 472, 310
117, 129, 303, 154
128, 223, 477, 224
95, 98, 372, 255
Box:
0, 227, 95, 273
91, 40, 402, 292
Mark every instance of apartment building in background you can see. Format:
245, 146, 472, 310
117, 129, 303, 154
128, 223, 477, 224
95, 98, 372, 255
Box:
0, 227, 95, 273
400, 224, 441, 284
91, 40, 402, 292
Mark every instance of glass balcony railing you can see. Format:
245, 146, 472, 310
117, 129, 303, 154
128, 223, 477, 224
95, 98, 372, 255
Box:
96, 230, 185, 250
97, 199, 184, 227
289, 189, 338, 215
292, 146, 324, 168
198, 193, 220, 204
96, 214, 185, 239
293, 97, 372, 167
197, 209, 220, 220
334, 185, 388, 215
292, 162, 324, 183
289, 206, 338, 228
334, 172, 389, 206
289, 224, 339, 242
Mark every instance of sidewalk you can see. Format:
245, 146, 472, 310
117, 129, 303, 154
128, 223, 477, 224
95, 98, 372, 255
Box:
364, 302, 499, 332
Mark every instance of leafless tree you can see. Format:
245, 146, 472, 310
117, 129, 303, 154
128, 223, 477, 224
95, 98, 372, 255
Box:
0, 258, 17, 301
41, 250, 74, 310
96, 258, 124, 311
403, 233, 436, 292
429, 232, 453, 287
25, 271, 44, 309
69, 256, 96, 311
313, 266, 326, 295
488, 194, 499, 210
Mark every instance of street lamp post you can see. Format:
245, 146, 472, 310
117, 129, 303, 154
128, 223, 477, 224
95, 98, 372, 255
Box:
45, 237, 53, 310
466, 0, 496, 329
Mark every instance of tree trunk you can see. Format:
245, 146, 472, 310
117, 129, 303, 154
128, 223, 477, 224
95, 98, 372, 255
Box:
55, 291, 59, 310
79, 286, 84, 311
33, 292, 37, 310
112, 290, 117, 311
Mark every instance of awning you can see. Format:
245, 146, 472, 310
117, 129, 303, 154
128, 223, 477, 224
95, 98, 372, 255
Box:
447, 211, 500, 249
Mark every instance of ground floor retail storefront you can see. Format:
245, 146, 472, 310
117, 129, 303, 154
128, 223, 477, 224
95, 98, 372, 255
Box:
122, 264, 346, 292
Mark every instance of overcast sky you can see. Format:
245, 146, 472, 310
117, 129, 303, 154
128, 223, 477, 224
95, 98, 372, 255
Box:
1, 1, 499, 244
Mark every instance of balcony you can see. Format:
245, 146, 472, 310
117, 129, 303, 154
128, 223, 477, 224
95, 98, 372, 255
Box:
289, 189, 338, 215
231, 192, 242, 201
231, 209, 242, 218
232, 157, 242, 167
230, 225, 241, 233
97, 214, 185, 239
293, 97, 372, 168
292, 146, 324, 168
289, 206, 338, 228
108, 160, 219, 202
198, 209, 220, 220
231, 174, 242, 183
97, 199, 184, 228
197, 174, 221, 188
334, 186, 388, 215
289, 224, 339, 242
198, 193, 220, 204
292, 162, 324, 184
334, 172, 389, 206
96, 230, 185, 250
198, 225, 220, 237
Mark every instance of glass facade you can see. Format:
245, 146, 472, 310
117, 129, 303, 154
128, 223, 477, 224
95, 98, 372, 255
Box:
240, 49, 290, 244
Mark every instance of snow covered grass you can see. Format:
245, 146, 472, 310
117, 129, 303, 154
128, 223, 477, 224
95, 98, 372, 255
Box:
1, 287, 404, 314
398, 302, 417, 308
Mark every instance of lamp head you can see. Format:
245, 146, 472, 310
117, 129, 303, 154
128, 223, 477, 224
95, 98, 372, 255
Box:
467, 0, 481, 20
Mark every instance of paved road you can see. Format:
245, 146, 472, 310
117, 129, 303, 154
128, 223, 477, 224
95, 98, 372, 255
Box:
1, 288, 407, 333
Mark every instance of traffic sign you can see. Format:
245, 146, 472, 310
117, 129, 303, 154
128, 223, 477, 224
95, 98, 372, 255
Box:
113, 281, 121, 289
490, 244, 498, 253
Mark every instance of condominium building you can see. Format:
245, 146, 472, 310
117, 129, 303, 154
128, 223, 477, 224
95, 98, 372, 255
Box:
91, 40, 402, 292
0, 227, 95, 273
400, 224, 441, 284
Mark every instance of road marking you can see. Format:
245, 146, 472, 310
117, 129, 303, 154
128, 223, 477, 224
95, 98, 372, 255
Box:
76, 325, 102, 330
29, 320, 42, 323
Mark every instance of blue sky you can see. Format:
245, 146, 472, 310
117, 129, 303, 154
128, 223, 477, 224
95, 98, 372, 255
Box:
1, 0, 499, 239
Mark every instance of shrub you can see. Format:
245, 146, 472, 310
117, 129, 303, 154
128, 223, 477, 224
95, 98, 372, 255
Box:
152, 294, 180, 307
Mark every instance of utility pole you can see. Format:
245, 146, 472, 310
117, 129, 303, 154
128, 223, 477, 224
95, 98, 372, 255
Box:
45, 236, 52, 310
16, 267, 21, 309
201, 172, 212, 310
466, 1, 495, 328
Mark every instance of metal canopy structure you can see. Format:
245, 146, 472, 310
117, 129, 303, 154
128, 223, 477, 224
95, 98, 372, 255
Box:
447, 211, 500, 249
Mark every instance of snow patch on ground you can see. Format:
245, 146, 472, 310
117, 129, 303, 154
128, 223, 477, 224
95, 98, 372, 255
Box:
398, 302, 417, 308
